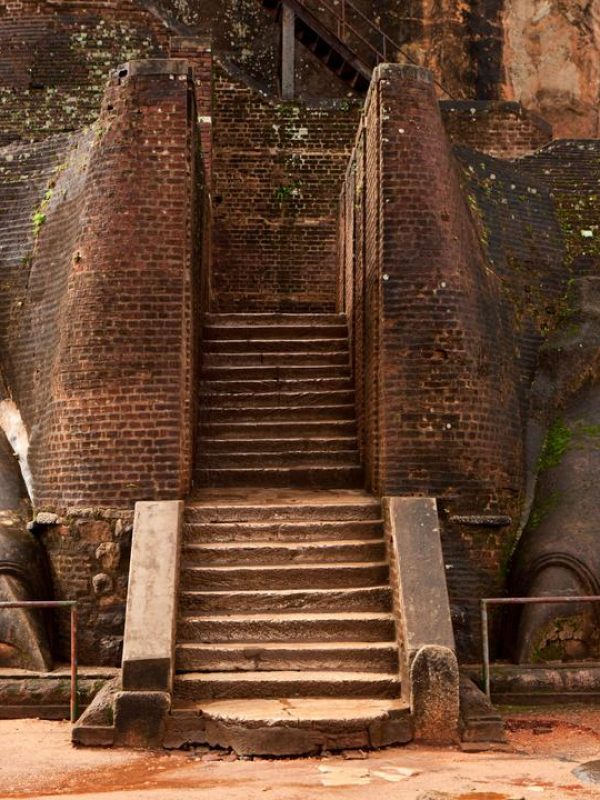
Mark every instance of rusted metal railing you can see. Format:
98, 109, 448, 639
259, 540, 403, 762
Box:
481, 595, 600, 698
293, 0, 453, 97
0, 600, 79, 722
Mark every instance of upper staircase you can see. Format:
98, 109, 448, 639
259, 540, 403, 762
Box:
195, 314, 363, 489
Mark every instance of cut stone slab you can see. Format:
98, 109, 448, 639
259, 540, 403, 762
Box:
173, 670, 400, 701
114, 690, 170, 748
122, 500, 182, 692
459, 674, 506, 743
191, 697, 411, 755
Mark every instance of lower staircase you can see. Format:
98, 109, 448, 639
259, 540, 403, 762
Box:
168, 314, 411, 755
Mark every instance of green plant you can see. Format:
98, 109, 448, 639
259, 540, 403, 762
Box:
31, 210, 46, 238
537, 418, 572, 472
273, 181, 301, 203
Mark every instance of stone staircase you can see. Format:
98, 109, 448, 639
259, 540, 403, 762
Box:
170, 313, 410, 754
172, 489, 409, 753
194, 314, 363, 489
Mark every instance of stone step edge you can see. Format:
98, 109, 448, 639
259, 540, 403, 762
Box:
176, 641, 398, 651
181, 561, 389, 572
182, 538, 385, 551
177, 611, 395, 622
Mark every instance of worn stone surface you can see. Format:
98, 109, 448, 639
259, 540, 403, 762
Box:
114, 691, 170, 748
122, 501, 182, 692
177, 697, 412, 755
384, 497, 455, 664
459, 674, 506, 743
410, 646, 460, 744
503, 0, 600, 138
0, 670, 110, 720
510, 277, 600, 663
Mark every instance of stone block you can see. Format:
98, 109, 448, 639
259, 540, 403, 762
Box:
410, 645, 460, 744
383, 497, 455, 660
163, 711, 207, 750
122, 501, 182, 692
114, 691, 170, 748
205, 719, 320, 757
459, 674, 506, 743
368, 713, 413, 748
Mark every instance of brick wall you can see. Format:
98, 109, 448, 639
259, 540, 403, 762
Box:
441, 100, 552, 159
519, 140, 600, 280
0, 60, 203, 511
210, 63, 361, 311
0, 0, 170, 145
339, 65, 527, 657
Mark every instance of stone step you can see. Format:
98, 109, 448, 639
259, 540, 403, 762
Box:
177, 612, 395, 644
178, 586, 392, 614
199, 450, 360, 469
173, 670, 400, 701
180, 562, 389, 591
199, 390, 355, 408
184, 492, 382, 523
181, 539, 385, 566
163, 697, 411, 755
183, 518, 383, 543
204, 313, 346, 326
204, 324, 348, 341
202, 352, 349, 367
194, 464, 363, 488
176, 641, 399, 672
200, 378, 353, 393
200, 405, 356, 422
203, 338, 349, 354
198, 437, 358, 454
197, 420, 357, 439
201, 365, 351, 381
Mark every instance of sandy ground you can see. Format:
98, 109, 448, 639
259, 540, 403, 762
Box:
0, 707, 600, 799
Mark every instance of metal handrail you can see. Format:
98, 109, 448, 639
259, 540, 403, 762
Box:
481, 595, 600, 698
0, 600, 79, 722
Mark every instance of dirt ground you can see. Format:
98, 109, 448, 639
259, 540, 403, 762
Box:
1, 707, 600, 800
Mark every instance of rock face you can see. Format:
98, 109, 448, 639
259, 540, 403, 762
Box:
510, 277, 600, 662
502, 0, 600, 138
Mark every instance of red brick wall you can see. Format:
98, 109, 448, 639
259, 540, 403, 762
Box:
210, 63, 361, 311
0, 0, 170, 145
441, 100, 552, 159
339, 65, 527, 656
0, 60, 203, 511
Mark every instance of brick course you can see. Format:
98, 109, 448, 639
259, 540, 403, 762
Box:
210, 64, 361, 311
440, 100, 552, 160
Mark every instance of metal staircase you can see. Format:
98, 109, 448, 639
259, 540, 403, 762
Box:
258, 0, 411, 93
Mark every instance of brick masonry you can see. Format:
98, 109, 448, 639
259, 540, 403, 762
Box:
339, 66, 535, 656
441, 100, 553, 159
0, 61, 203, 512
210, 63, 361, 311
0, 0, 169, 145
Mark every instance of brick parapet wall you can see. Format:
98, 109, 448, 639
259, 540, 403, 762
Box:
339, 65, 527, 657
210, 64, 361, 311
440, 100, 553, 159
1, 60, 204, 510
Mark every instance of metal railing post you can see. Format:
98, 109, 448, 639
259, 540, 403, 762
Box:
480, 595, 600, 700
70, 604, 79, 723
0, 600, 79, 722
